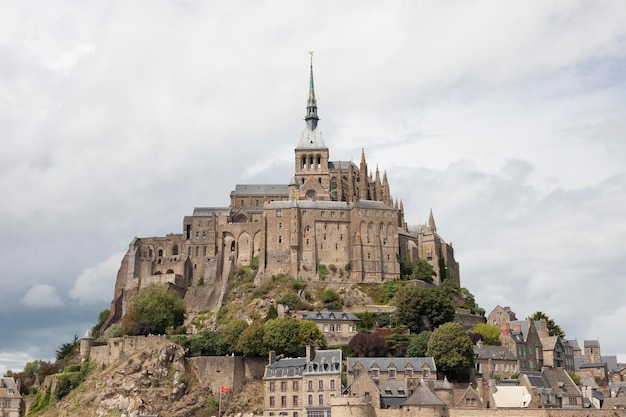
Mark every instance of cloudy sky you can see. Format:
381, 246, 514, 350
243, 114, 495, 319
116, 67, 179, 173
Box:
1, 1, 625, 372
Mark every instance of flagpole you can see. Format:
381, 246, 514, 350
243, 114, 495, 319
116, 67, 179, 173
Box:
219, 388, 222, 417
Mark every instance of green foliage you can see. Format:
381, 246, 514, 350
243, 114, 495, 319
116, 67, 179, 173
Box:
354, 312, 395, 332
250, 256, 259, 270
344, 262, 351, 272
317, 287, 342, 309
427, 322, 474, 381
91, 309, 110, 339
266, 304, 278, 321
471, 323, 501, 345
441, 280, 484, 315
407, 331, 432, 357
197, 276, 205, 286
385, 327, 411, 356
277, 293, 307, 310
55, 335, 79, 362
236, 321, 267, 356
398, 257, 435, 283
395, 286, 455, 333
55, 372, 81, 400
531, 311, 566, 338
124, 285, 186, 334
102, 323, 124, 339
263, 317, 326, 357
221, 319, 249, 353
328, 264, 337, 273
171, 331, 228, 355
568, 371, 581, 385
290, 279, 307, 291
317, 264, 329, 280
64, 364, 81, 373
378, 280, 405, 304
27, 386, 51, 415
511, 372, 519, 379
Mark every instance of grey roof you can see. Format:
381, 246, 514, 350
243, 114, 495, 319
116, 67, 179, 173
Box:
579, 362, 607, 369
601, 355, 621, 372
565, 339, 581, 351
574, 356, 585, 370
232, 184, 289, 195
474, 345, 517, 361
296, 127, 327, 149
354, 200, 393, 209
304, 349, 342, 375
302, 311, 360, 321
403, 380, 446, 407
328, 161, 359, 171
268, 200, 353, 210
379, 379, 409, 397
192, 207, 230, 216
267, 356, 307, 378
348, 357, 436, 372
521, 371, 551, 390
584, 340, 600, 348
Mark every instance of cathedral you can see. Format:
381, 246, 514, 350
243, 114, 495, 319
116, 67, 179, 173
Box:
104, 58, 460, 327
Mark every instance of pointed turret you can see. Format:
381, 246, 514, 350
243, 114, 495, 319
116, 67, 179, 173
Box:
336, 161, 344, 201
305, 51, 318, 131
375, 165, 382, 201
382, 171, 391, 205
359, 149, 368, 200
428, 208, 437, 232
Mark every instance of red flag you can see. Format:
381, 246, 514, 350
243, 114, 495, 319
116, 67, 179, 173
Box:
221, 386, 230, 393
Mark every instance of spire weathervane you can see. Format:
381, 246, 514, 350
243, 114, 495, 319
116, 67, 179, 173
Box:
305, 51, 318, 130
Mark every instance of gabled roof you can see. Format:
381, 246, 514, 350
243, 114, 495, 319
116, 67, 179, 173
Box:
403, 380, 446, 407
268, 200, 353, 210
584, 340, 600, 349
348, 357, 436, 372
232, 184, 289, 195
379, 379, 408, 397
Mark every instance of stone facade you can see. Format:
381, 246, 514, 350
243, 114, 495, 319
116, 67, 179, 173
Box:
263, 346, 342, 417
300, 311, 360, 346
0, 377, 22, 417
500, 319, 544, 372
102, 59, 460, 330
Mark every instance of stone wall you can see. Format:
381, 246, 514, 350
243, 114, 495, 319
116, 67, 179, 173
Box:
88, 335, 169, 367
187, 356, 266, 394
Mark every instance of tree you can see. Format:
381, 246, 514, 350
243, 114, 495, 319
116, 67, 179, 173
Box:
396, 286, 455, 333
91, 309, 110, 338
236, 321, 267, 356
471, 323, 501, 345
399, 257, 436, 283
531, 311, 565, 338
407, 331, 432, 357
124, 284, 186, 334
263, 317, 326, 357
348, 332, 388, 357
427, 322, 474, 381
221, 319, 249, 353
55, 335, 79, 362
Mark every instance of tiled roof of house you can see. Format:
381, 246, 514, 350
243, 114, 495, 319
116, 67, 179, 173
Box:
584, 340, 600, 349
379, 379, 408, 397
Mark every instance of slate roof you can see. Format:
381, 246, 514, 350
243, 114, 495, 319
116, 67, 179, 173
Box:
296, 126, 327, 149
602, 355, 622, 372
403, 380, 446, 407
192, 207, 230, 216
268, 200, 353, 210
301, 311, 360, 321
347, 357, 436, 372
474, 345, 517, 360
231, 184, 289, 195
584, 340, 600, 349
328, 161, 359, 171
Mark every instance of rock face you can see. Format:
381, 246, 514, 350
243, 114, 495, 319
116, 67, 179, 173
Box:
41, 341, 264, 417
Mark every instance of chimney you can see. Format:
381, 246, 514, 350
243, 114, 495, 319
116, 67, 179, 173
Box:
269, 351, 276, 365
306, 345, 315, 362
514, 324, 521, 332
477, 339, 483, 348
502, 322, 510, 336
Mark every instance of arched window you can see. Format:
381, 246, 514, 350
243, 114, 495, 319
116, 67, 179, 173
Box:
158, 249, 164, 257
172, 245, 179, 256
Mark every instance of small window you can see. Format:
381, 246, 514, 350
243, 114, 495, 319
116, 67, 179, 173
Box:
330, 379, 335, 390
319, 380, 323, 390
365, 210, 369, 216
340, 212, 345, 219
302, 210, 307, 217
389, 368, 396, 379
279, 222, 282, 230
278, 236, 282, 244
321, 211, 326, 217
331, 211, 336, 217
276, 209, 282, 217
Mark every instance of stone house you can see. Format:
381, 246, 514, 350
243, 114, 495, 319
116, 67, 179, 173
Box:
102, 58, 460, 331
486, 305, 517, 327
540, 336, 575, 372
499, 319, 543, 372
473, 341, 519, 380
519, 368, 583, 409
300, 311, 360, 346
263, 346, 342, 417
0, 377, 22, 417
346, 357, 437, 388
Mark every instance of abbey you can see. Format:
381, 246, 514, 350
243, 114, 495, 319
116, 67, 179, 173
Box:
104, 59, 460, 327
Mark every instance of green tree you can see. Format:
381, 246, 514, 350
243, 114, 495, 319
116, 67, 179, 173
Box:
407, 331, 432, 357
471, 323, 501, 346
396, 286, 455, 333
531, 311, 565, 338
263, 317, 326, 357
221, 319, 249, 353
265, 304, 278, 321
124, 284, 186, 334
398, 257, 436, 283
91, 309, 110, 339
427, 322, 474, 381
236, 321, 267, 356
55, 335, 79, 362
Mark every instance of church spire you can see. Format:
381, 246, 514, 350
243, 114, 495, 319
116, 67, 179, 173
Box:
305, 51, 319, 130
428, 208, 437, 232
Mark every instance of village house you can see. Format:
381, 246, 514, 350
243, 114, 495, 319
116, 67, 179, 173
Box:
519, 368, 583, 409
300, 312, 360, 347
0, 377, 22, 417
473, 340, 519, 380
499, 319, 543, 372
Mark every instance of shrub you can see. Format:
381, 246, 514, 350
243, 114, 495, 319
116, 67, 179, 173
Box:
64, 364, 81, 373
328, 264, 337, 273
277, 293, 306, 310
197, 276, 205, 286
317, 264, 329, 280
344, 262, 351, 272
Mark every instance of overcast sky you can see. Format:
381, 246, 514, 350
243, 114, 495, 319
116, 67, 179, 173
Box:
1, 1, 626, 373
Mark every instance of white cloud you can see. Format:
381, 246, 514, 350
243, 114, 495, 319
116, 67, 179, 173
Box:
69, 252, 123, 304
20, 285, 64, 308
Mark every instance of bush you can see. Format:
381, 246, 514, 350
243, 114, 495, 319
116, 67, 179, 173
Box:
102, 323, 124, 339
328, 264, 337, 273
277, 293, 306, 310
344, 263, 351, 272
290, 279, 307, 291
317, 264, 329, 280
64, 364, 81, 373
